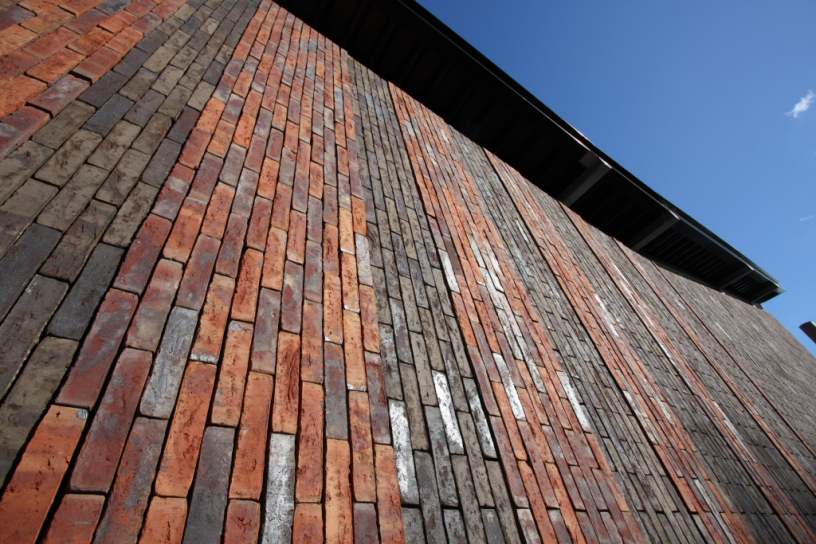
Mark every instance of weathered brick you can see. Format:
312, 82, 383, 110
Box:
230, 371, 273, 499
0, 223, 59, 321
152, 163, 193, 220
271, 331, 300, 434
79, 71, 129, 108
73, 45, 122, 82
35, 129, 102, 187
42, 494, 105, 544
70, 348, 152, 492
132, 111, 172, 154
125, 258, 182, 351
102, 180, 160, 246
93, 417, 167, 543
216, 213, 249, 278
28, 74, 88, 115
280, 259, 303, 333
0, 75, 45, 118
142, 138, 182, 185
231, 248, 263, 322
31, 101, 92, 150
200, 183, 235, 239
176, 233, 220, 310
55, 288, 136, 408
295, 381, 324, 502
326, 438, 353, 544
293, 503, 323, 544
155, 361, 216, 496
375, 444, 406, 543
0, 140, 52, 204
162, 197, 206, 263
83, 94, 134, 136
261, 226, 286, 290
124, 88, 164, 127
0, 337, 77, 485
0, 405, 86, 543
38, 164, 108, 232
95, 149, 151, 206
262, 433, 296, 543
344, 310, 366, 391
211, 321, 253, 426
190, 273, 235, 363
246, 196, 272, 250
113, 213, 172, 293
139, 497, 187, 543
224, 500, 261, 544
139, 306, 198, 418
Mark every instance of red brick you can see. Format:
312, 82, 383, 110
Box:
93, 417, 166, 542
297, 300, 323, 385
231, 248, 263, 322
293, 503, 323, 544
176, 233, 220, 310
207, 119, 236, 157
309, 160, 323, 199
27, 73, 88, 115
23, 27, 77, 59
351, 196, 366, 235
106, 26, 141, 54
163, 198, 206, 263
271, 331, 300, 434
188, 152, 223, 201
295, 382, 324, 502
247, 196, 272, 250
280, 260, 303, 333
42, 494, 104, 544
261, 226, 286, 290
258, 157, 279, 198
245, 133, 266, 172
67, 26, 111, 56
269, 180, 291, 229
200, 183, 235, 239
266, 125, 283, 159
20, 8, 72, 35
179, 127, 212, 169
211, 321, 253, 426
153, 164, 194, 220
323, 223, 339, 275
0, 25, 37, 57
98, 10, 136, 33
224, 500, 261, 543
198, 97, 226, 133
132, 11, 162, 35
230, 372, 274, 499
0, 50, 39, 86
349, 391, 376, 503
234, 113, 254, 148
155, 362, 217, 497
324, 272, 343, 344
64, 9, 106, 34
61, 0, 99, 15
0, 75, 45, 117
0, 405, 86, 542
338, 206, 354, 254
56, 289, 138, 408
139, 497, 187, 544
1, 104, 48, 139
359, 285, 379, 352
374, 444, 405, 543
284, 210, 306, 265
73, 46, 120, 82
326, 439, 353, 544
70, 348, 151, 492
152, 0, 176, 19
343, 310, 367, 391
490, 415, 529, 507
114, 213, 173, 293
518, 461, 559, 542
126, 259, 183, 351
341, 251, 360, 313
190, 274, 235, 363
216, 213, 249, 278
219, 143, 247, 186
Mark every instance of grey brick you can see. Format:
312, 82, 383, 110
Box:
0, 141, 53, 205
40, 200, 116, 281
444, 510, 468, 544
183, 426, 235, 544
119, 69, 158, 102
35, 129, 103, 187
141, 138, 182, 187
96, 149, 151, 205
0, 224, 60, 322
152, 65, 185, 95
87, 121, 141, 170
157, 84, 193, 118
124, 89, 165, 127
402, 508, 426, 544
485, 461, 522, 544
136, 30, 168, 55
452, 455, 486, 544
38, 164, 108, 232
49, 243, 124, 340
83, 95, 134, 136
389, 399, 419, 505
262, 433, 296, 544
79, 71, 128, 108
0, 180, 58, 257
0, 275, 67, 398
102, 182, 160, 247
415, 451, 446, 544
31, 102, 94, 151
425, 406, 458, 508
114, 48, 150, 79
131, 113, 172, 155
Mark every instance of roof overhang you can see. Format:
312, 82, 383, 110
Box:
277, 0, 783, 304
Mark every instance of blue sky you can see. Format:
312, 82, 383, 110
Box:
417, 0, 816, 355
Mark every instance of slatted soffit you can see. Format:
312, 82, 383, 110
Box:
277, 0, 783, 305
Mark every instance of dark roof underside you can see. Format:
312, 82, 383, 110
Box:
277, 0, 783, 304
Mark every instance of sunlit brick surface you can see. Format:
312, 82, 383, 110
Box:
0, 0, 815, 541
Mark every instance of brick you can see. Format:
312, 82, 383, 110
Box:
269, 181, 291, 229
167, 105, 199, 143
84, 93, 133, 135
219, 142, 246, 186
131, 111, 172, 154
70, 348, 151, 492
140, 497, 187, 544
271, 331, 300, 434
124, 88, 164, 126
37, 165, 107, 232
190, 273, 235, 362
230, 372, 273, 499
142, 138, 182, 185
344, 310, 366, 391
246, 196, 272, 250
341, 251, 360, 312
375, 444, 406, 543
0, 140, 52, 205
101, 178, 158, 245
31, 101, 91, 150
126, 258, 182, 351
79, 71, 128, 108
87, 120, 141, 169
35, 129, 102, 186
96, 149, 151, 205
73, 45, 121, 82
163, 197, 206, 263
359, 285, 379, 352
0, 75, 45, 118
216, 213, 249, 278
107, 26, 142, 54
0, 337, 77, 485
231, 248, 263, 322
201, 183, 235, 239
224, 500, 261, 544
155, 362, 217, 496
55, 288, 136, 408
280, 260, 303, 333
139, 306, 198, 418
152, 163, 193, 220
176, 234, 220, 310
286, 209, 306, 263
178, 127, 211, 168
0, 406, 86, 543
324, 342, 348, 441
211, 321, 253, 426
262, 433, 296, 543
324, 273, 342, 344
21, 7, 72, 35
114, 47, 149, 78
0, 25, 36, 57
111, 212, 170, 290
293, 503, 323, 544
353, 503, 379, 544
232, 168, 258, 217
0, 7, 34, 32
295, 381, 324, 502
326, 438, 353, 544
304, 240, 322, 303
0, 223, 59, 321
347, 391, 376, 504
64, 8, 106, 33
93, 417, 167, 543
42, 494, 105, 544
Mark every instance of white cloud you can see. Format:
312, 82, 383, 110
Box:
800, 214, 815, 222
786, 90, 815, 118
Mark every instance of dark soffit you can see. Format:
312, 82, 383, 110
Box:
276, 0, 783, 304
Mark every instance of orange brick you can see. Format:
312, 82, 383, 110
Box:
343, 310, 366, 391
351, 196, 366, 235
340, 252, 359, 313
0, 405, 87, 543
211, 321, 254, 427
224, 500, 261, 543
155, 362, 217, 497
20, 7, 72, 35
269, 181, 291, 230
99, 10, 136, 34
261, 226, 286, 290
286, 210, 306, 264
359, 285, 379, 352
301, 300, 323, 383
349, 391, 376, 503
26, 46, 82, 83
0, 25, 37, 57
106, 26, 142, 54
309, 161, 323, 199
323, 223, 339, 275
73, 45, 120, 82
0, 75, 45, 117
231, 249, 263, 322
271, 331, 300, 434
338, 207, 354, 253
295, 382, 324, 502
258, 157, 279, 199
0, 50, 39, 86
519, 461, 558, 542
190, 274, 235, 363
198, 97, 226, 133
246, 196, 272, 251
207, 119, 236, 157
61, 0, 100, 15
234, 112, 254, 148
163, 197, 207, 263
24, 27, 79, 58
230, 372, 274, 499
139, 497, 187, 544
201, 183, 235, 239
326, 439, 353, 544
42, 494, 104, 544
324, 273, 343, 344
67, 26, 112, 56
293, 503, 323, 544
374, 444, 405, 543
179, 127, 212, 168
